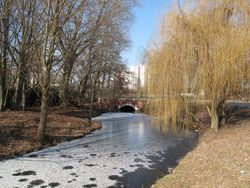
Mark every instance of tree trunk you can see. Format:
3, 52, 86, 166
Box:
38, 91, 49, 144
60, 60, 74, 106
21, 81, 26, 110
78, 77, 89, 106
0, 86, 2, 111
210, 104, 219, 133
217, 100, 227, 126
88, 72, 99, 121
0, 80, 5, 111
0, 56, 7, 112
15, 72, 24, 110
88, 89, 94, 122
78, 62, 93, 105
99, 72, 106, 106
210, 100, 226, 132
15, 53, 27, 109
0, 64, 5, 111
60, 71, 70, 106
60, 77, 68, 107
37, 0, 61, 144
38, 68, 50, 144
0, 4, 9, 111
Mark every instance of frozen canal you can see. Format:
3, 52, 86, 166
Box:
0, 113, 197, 188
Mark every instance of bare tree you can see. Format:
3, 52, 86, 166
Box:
0, 0, 136, 143
11, 0, 40, 110
0, 0, 13, 111
62, 0, 135, 107
37, 0, 67, 143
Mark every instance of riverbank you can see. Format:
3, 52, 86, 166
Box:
0, 105, 111, 160
0, 112, 199, 188
152, 107, 250, 188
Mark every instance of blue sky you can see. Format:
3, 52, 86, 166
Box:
122, 0, 174, 67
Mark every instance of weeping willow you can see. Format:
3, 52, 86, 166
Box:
147, 0, 250, 132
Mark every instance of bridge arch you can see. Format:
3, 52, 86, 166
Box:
119, 104, 138, 113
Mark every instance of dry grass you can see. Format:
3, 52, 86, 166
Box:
0, 108, 101, 160
152, 115, 250, 188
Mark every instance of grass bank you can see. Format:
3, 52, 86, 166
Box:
0, 105, 111, 160
152, 108, 250, 188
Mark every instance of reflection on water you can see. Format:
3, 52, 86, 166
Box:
91, 113, 198, 187
93, 113, 196, 151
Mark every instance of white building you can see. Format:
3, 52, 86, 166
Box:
127, 63, 147, 90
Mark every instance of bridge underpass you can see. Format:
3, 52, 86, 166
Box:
117, 98, 146, 113
119, 104, 138, 113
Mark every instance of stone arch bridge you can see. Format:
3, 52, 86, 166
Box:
115, 98, 147, 113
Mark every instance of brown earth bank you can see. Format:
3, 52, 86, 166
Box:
152, 107, 250, 188
0, 104, 112, 160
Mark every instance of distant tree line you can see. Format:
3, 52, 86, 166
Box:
0, 0, 136, 143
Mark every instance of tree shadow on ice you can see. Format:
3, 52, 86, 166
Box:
107, 136, 198, 188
